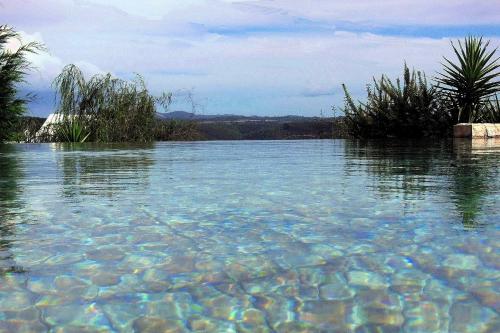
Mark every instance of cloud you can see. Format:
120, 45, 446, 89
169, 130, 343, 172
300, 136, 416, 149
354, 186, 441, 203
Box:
2, 0, 499, 116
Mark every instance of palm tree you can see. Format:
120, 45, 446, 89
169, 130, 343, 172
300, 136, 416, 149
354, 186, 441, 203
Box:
436, 37, 500, 123
0, 25, 44, 142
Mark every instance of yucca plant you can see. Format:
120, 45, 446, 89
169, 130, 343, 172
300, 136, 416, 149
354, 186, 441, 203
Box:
436, 37, 500, 123
482, 95, 500, 122
0, 25, 44, 142
55, 118, 91, 143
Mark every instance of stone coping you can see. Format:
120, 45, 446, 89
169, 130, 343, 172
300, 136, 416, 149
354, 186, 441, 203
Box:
453, 123, 500, 138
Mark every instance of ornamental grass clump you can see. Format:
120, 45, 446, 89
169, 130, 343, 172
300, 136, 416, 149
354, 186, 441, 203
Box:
53, 64, 170, 142
342, 64, 447, 138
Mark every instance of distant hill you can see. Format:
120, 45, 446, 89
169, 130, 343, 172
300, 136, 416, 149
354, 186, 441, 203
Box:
155, 111, 347, 140
156, 111, 321, 122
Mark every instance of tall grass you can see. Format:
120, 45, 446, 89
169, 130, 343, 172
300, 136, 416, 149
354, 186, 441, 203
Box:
0, 25, 44, 142
53, 64, 171, 142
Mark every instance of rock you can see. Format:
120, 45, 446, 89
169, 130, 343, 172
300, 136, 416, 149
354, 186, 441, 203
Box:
347, 271, 388, 289
90, 272, 121, 286
188, 315, 235, 332
86, 247, 125, 262
404, 301, 443, 332
132, 316, 187, 333
449, 299, 498, 333
356, 306, 404, 327
443, 254, 481, 270
0, 291, 32, 311
319, 283, 354, 300
299, 300, 354, 328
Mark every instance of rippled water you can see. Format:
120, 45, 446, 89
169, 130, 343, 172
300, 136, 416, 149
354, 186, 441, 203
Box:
0, 140, 499, 332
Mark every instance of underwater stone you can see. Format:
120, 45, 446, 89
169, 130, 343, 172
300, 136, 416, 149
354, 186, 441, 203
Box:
42, 303, 110, 328
319, 283, 355, 300
276, 284, 319, 300
404, 301, 442, 332
449, 299, 498, 333
2, 306, 40, 321
132, 316, 187, 333
443, 254, 481, 270
44, 253, 84, 266
347, 271, 388, 289
0, 291, 33, 311
0, 274, 26, 292
201, 294, 250, 321
188, 315, 235, 332
297, 267, 327, 286
90, 272, 121, 287
391, 270, 428, 295
309, 244, 344, 260
119, 254, 157, 271
254, 294, 297, 330
142, 268, 172, 292
468, 286, 500, 312
273, 321, 320, 333
236, 323, 272, 333
299, 300, 354, 327
161, 255, 196, 275
54, 275, 90, 295
102, 302, 143, 332
50, 325, 113, 333
356, 306, 404, 327
355, 289, 402, 311
241, 308, 267, 326
27, 277, 57, 295
0, 320, 47, 333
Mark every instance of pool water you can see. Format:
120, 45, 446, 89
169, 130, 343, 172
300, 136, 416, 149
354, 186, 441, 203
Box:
0, 140, 498, 332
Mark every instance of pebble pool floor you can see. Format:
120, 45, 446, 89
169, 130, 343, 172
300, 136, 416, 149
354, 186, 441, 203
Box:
0, 140, 498, 332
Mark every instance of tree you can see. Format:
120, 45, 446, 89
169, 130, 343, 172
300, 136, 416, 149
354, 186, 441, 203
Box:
0, 25, 44, 142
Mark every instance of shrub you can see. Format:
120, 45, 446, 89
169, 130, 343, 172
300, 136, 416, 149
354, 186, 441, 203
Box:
0, 25, 44, 142
52, 64, 170, 142
342, 64, 447, 138
154, 119, 200, 141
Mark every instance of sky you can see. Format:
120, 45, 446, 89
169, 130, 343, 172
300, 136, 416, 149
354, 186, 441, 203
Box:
2, 0, 500, 117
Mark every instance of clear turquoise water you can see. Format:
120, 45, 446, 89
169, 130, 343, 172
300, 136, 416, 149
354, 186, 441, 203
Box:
0, 140, 498, 332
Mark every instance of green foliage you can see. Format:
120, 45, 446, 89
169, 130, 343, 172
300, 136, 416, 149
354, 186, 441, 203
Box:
154, 119, 200, 141
483, 95, 500, 122
436, 37, 500, 123
55, 118, 91, 142
52, 64, 165, 142
342, 64, 448, 138
0, 25, 44, 142
10, 116, 45, 142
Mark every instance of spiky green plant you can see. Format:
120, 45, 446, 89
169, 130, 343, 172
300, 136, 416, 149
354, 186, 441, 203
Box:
0, 25, 44, 142
436, 37, 500, 123
482, 95, 500, 122
55, 118, 91, 142
342, 64, 447, 138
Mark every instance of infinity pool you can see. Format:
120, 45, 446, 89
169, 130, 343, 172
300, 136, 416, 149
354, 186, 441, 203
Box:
0, 140, 498, 332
